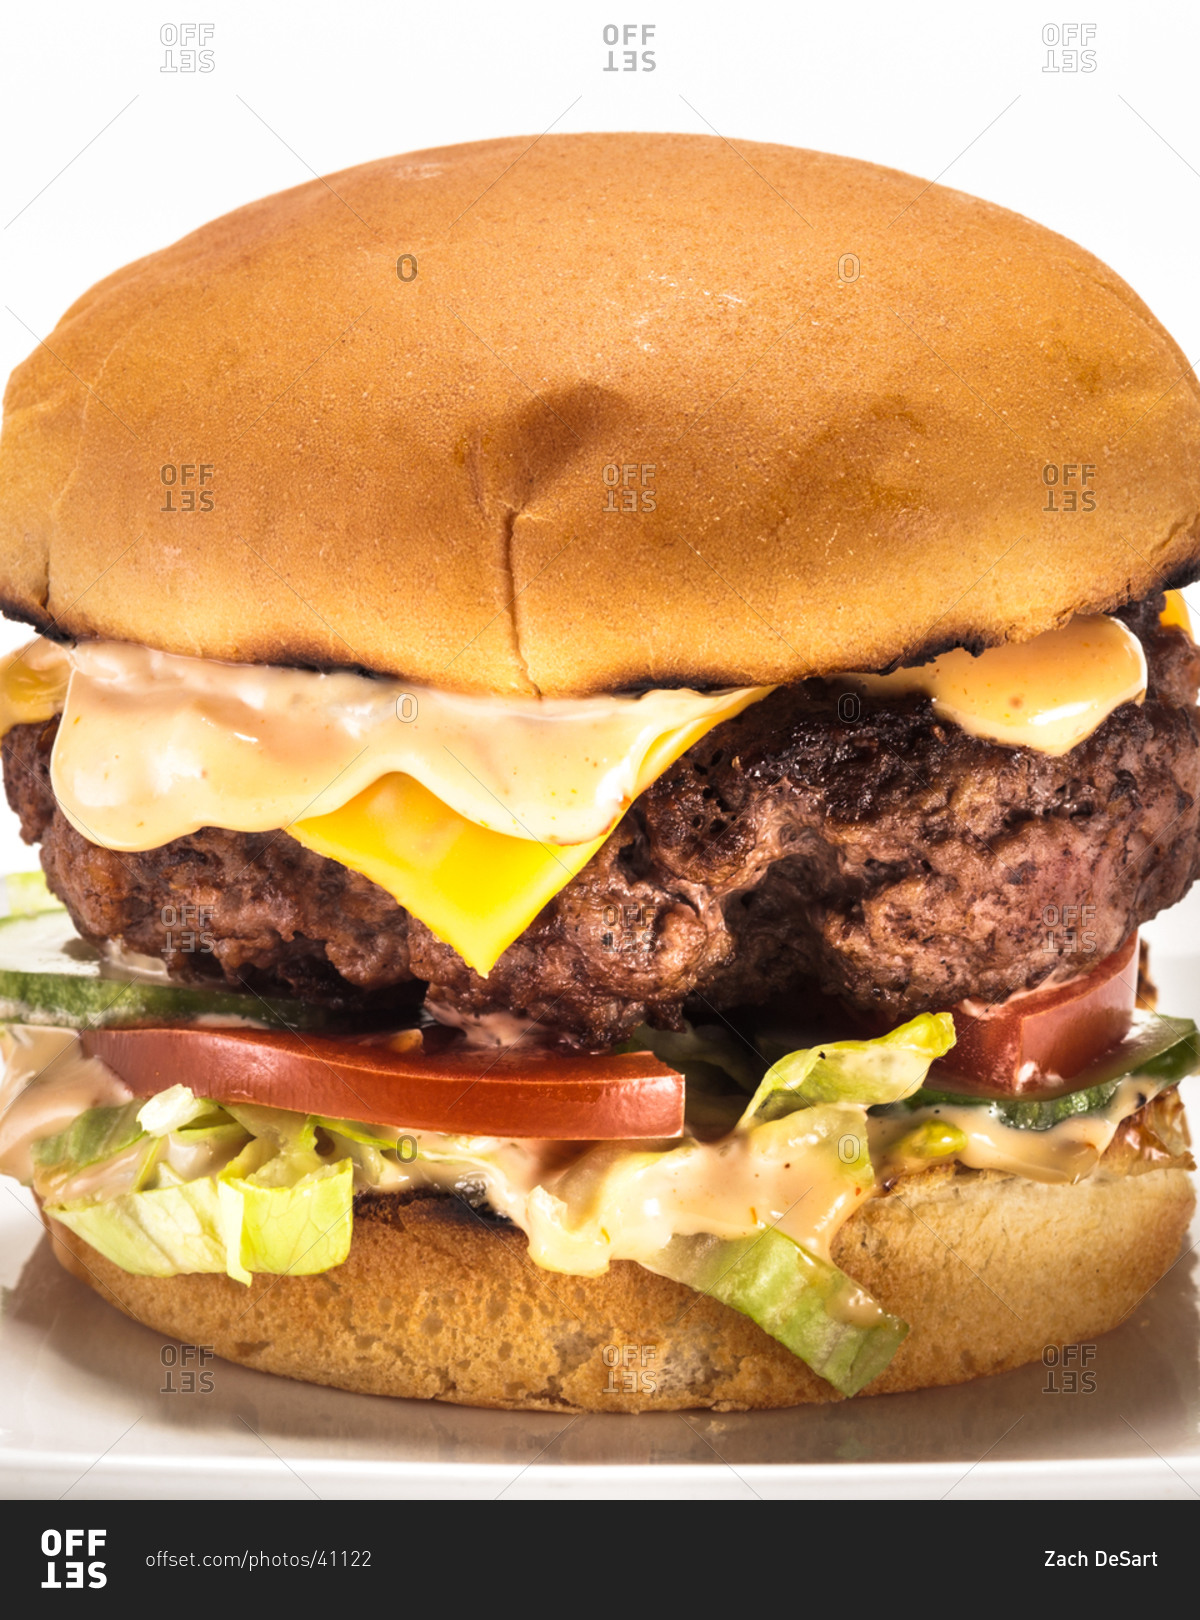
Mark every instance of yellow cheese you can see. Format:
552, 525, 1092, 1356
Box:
292, 773, 608, 976
11, 602, 1180, 978
0, 637, 768, 976
1162, 589, 1192, 636
0, 641, 70, 735
292, 693, 767, 976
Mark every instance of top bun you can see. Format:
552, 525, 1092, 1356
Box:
2, 132, 1198, 696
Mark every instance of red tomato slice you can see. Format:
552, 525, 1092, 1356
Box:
79, 1026, 685, 1139
933, 931, 1138, 1096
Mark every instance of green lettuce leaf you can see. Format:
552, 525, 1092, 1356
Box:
646, 1228, 907, 1397
219, 1159, 353, 1284
31, 1100, 146, 1173
135, 1084, 213, 1136
50, 1178, 229, 1276
739, 1013, 956, 1125
3, 869, 64, 918
222, 1102, 318, 1152
621, 1021, 764, 1094
314, 1116, 408, 1150
172, 1118, 245, 1147
48, 1157, 353, 1284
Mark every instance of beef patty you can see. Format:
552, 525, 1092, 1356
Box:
5, 596, 1199, 1048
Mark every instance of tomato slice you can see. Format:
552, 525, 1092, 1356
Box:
79, 1026, 685, 1139
931, 931, 1138, 1097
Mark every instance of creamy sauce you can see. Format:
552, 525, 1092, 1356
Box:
0, 1025, 132, 1184
421, 1004, 550, 1048
0, 614, 1154, 860
0, 1027, 871, 1272
36, 640, 768, 851
99, 939, 173, 983
318, 1104, 876, 1276
870, 1077, 1154, 1185
0, 1027, 1167, 1292
845, 615, 1147, 755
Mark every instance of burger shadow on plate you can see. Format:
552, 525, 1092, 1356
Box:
7, 1229, 1198, 1471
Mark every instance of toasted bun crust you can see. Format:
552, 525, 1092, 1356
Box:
45, 1167, 1194, 1411
3, 134, 1200, 695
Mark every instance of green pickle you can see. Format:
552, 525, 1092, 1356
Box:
0, 898, 336, 1031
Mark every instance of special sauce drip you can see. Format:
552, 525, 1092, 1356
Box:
0, 611, 1153, 857
844, 615, 1147, 755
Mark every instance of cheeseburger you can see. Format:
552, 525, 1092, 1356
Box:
0, 133, 1196, 1412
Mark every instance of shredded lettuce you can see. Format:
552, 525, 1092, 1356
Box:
3, 869, 64, 918
137, 1084, 212, 1136
647, 1228, 907, 1397
218, 1159, 353, 1285
740, 1013, 956, 1125
42, 1086, 352, 1284
222, 1102, 318, 1153
51, 1158, 353, 1283
52, 1178, 230, 1276
621, 1021, 764, 1094
313, 1115, 406, 1149
32, 1100, 146, 1174
23, 998, 1185, 1395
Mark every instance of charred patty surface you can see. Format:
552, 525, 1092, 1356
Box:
5, 597, 1199, 1046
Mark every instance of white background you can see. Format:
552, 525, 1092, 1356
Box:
1, 0, 1199, 879
2, 4, 1199, 1496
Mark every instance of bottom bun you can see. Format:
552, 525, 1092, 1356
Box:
45, 1166, 1194, 1412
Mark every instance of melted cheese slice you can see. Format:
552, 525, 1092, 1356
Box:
46, 641, 769, 849
0, 639, 768, 974
0, 599, 1184, 976
291, 773, 609, 974
290, 695, 767, 974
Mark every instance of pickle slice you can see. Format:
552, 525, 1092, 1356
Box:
0, 904, 334, 1031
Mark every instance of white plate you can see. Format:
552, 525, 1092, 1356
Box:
1, 916, 1197, 1500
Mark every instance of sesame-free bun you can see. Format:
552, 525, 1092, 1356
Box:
3, 134, 1200, 696
44, 1166, 1194, 1411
